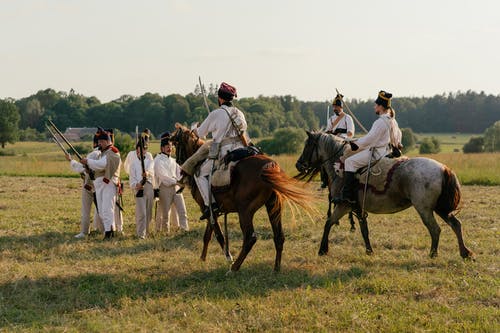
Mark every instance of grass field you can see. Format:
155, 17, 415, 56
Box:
0, 177, 499, 331
0, 140, 499, 331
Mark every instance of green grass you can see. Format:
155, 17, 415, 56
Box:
0, 176, 499, 332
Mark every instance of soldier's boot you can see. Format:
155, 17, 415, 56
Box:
103, 230, 114, 240
333, 172, 358, 205
199, 203, 219, 220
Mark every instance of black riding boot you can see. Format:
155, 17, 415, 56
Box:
333, 171, 358, 205
199, 203, 219, 220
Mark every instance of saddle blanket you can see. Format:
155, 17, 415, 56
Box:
357, 157, 408, 193
211, 146, 262, 192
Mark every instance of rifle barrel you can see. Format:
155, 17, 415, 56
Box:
335, 88, 368, 134
199, 76, 211, 115
47, 119, 83, 160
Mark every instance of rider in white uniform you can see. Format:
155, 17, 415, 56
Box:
335, 90, 401, 205
190, 82, 248, 220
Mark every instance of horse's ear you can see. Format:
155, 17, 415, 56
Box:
175, 122, 182, 129
306, 130, 312, 137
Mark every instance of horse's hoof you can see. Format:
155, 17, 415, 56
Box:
318, 249, 328, 256
200, 256, 207, 261
350, 228, 356, 233
429, 251, 438, 258
365, 249, 373, 255
225, 254, 233, 262
462, 251, 475, 261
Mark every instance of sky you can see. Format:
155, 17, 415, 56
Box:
1, 0, 499, 103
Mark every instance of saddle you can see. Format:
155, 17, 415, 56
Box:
356, 157, 408, 194
211, 146, 262, 192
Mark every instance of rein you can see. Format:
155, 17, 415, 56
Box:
309, 134, 346, 171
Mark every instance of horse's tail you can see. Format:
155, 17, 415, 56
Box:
261, 161, 314, 215
435, 166, 462, 217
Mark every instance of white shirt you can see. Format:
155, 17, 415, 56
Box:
123, 150, 153, 174
70, 149, 101, 173
355, 114, 393, 150
154, 153, 180, 188
326, 113, 355, 138
195, 105, 247, 143
129, 153, 155, 189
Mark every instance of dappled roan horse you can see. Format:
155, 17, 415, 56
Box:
296, 131, 474, 259
171, 124, 313, 272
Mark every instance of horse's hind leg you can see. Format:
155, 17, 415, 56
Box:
416, 208, 441, 258
231, 212, 257, 272
266, 192, 284, 272
436, 212, 474, 259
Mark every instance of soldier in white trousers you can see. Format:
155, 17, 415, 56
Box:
129, 141, 155, 239
335, 90, 401, 205
154, 132, 188, 232
66, 135, 103, 238
81, 129, 121, 239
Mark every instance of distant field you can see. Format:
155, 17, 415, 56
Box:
1, 140, 499, 185
413, 133, 477, 153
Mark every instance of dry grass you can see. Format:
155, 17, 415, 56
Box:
0, 175, 498, 332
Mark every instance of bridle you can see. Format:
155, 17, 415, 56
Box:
299, 133, 346, 174
171, 126, 201, 165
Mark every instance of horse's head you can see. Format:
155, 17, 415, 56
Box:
170, 123, 204, 165
296, 130, 322, 174
295, 130, 347, 181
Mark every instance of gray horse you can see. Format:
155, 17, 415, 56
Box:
295, 131, 474, 259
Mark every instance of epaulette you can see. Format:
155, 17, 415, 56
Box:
111, 146, 120, 153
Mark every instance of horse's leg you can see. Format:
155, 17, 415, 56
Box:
265, 192, 284, 272
231, 211, 257, 272
200, 222, 213, 261
200, 219, 229, 261
436, 212, 474, 259
415, 207, 441, 258
327, 191, 338, 225
319, 204, 350, 256
358, 214, 373, 255
348, 212, 356, 232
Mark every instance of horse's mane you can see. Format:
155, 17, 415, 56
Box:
295, 131, 345, 182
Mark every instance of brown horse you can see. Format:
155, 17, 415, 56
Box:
171, 125, 312, 272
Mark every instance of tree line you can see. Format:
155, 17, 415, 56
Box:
1, 88, 500, 148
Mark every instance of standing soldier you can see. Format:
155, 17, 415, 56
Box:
65, 132, 103, 238
154, 132, 188, 233
81, 128, 121, 239
129, 138, 155, 239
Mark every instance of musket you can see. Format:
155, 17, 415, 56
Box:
326, 104, 330, 129
336, 88, 368, 134
46, 124, 86, 180
47, 119, 84, 160
47, 119, 95, 180
46, 124, 69, 155
135, 125, 139, 146
135, 136, 147, 198
198, 76, 211, 115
